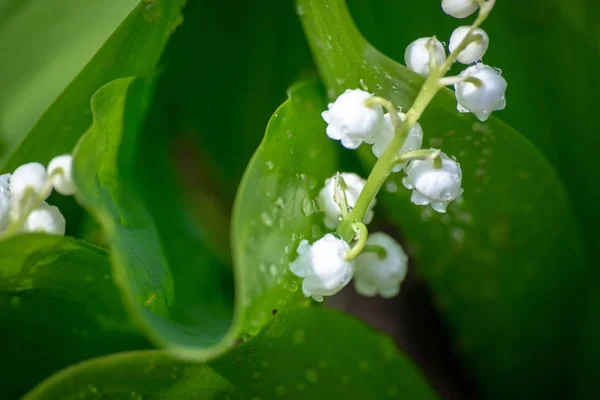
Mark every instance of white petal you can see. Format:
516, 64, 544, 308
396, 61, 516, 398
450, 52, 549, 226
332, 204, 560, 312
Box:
48, 154, 77, 196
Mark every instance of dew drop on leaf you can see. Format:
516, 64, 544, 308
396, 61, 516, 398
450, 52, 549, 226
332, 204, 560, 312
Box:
260, 211, 273, 226
275, 385, 287, 396
302, 198, 317, 216
305, 368, 319, 383
293, 329, 306, 345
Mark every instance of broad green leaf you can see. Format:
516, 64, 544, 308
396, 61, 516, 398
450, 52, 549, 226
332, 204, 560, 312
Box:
298, 0, 586, 397
72, 76, 336, 359
25, 307, 438, 399
0, 234, 149, 398
0, 0, 186, 172
0, 0, 138, 160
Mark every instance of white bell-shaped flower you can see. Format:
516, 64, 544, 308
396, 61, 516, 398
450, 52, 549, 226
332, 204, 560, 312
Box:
23, 202, 66, 235
442, 0, 478, 18
0, 174, 11, 231
48, 154, 77, 196
404, 37, 446, 77
318, 172, 376, 229
454, 63, 507, 121
402, 151, 463, 213
289, 234, 355, 302
354, 232, 408, 298
449, 26, 489, 64
9, 162, 49, 203
322, 89, 384, 149
371, 113, 424, 172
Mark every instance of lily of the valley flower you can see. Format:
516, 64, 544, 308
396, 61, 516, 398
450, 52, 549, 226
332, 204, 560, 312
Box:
403, 151, 463, 213
371, 113, 424, 172
9, 163, 49, 204
48, 155, 77, 196
321, 89, 384, 149
289, 234, 355, 302
318, 172, 376, 229
354, 232, 409, 298
454, 63, 506, 121
23, 202, 66, 235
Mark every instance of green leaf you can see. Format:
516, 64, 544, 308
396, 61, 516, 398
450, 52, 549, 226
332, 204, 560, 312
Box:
0, 0, 138, 161
297, 0, 586, 397
72, 75, 337, 359
0, 234, 149, 398
0, 0, 186, 172
25, 307, 438, 399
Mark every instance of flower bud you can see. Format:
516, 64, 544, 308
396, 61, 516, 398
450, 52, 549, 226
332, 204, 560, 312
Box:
449, 26, 489, 64
404, 37, 446, 77
442, 0, 478, 19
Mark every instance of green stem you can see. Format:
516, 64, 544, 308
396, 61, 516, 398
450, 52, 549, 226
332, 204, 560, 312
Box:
344, 222, 368, 261
336, 0, 495, 241
363, 244, 387, 259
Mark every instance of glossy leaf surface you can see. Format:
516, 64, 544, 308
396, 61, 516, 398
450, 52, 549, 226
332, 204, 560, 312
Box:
26, 307, 438, 399
0, 235, 148, 398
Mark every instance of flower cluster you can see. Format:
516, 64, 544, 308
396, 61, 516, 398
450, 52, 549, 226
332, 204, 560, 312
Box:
406, 0, 506, 121
0, 155, 76, 237
289, 0, 501, 303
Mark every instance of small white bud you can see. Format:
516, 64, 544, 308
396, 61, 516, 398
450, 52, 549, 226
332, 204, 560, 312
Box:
0, 174, 11, 231
442, 0, 478, 19
404, 37, 446, 77
318, 172, 376, 229
354, 232, 408, 298
23, 202, 66, 236
322, 89, 384, 149
449, 26, 489, 64
402, 152, 463, 213
454, 63, 506, 121
9, 163, 49, 203
48, 155, 77, 196
371, 113, 424, 172
289, 234, 355, 302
